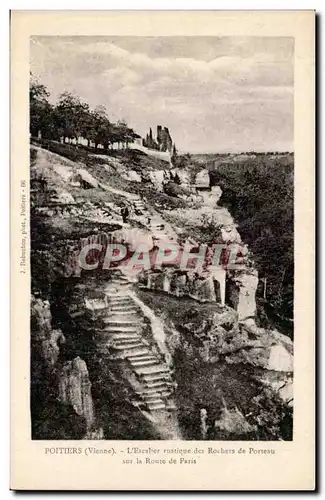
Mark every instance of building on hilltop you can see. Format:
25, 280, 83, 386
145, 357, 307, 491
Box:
143, 125, 174, 154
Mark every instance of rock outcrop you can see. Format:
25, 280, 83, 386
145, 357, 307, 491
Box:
227, 269, 259, 322
30, 144, 293, 441
30, 294, 99, 439
58, 357, 95, 436
195, 169, 210, 188
31, 296, 65, 367
140, 268, 224, 305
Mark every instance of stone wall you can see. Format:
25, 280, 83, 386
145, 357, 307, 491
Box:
140, 268, 226, 305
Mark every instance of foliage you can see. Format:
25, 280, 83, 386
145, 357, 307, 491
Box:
30, 74, 139, 150
209, 156, 294, 318
30, 74, 54, 138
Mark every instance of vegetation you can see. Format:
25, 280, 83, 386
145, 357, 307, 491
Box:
173, 153, 294, 320
209, 156, 294, 319
30, 74, 139, 150
30, 75, 294, 321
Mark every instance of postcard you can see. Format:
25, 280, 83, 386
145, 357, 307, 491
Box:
10, 10, 315, 490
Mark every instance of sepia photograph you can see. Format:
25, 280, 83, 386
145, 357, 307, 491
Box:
29, 34, 295, 441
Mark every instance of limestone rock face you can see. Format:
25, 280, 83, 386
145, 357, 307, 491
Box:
31, 297, 52, 340
259, 373, 293, 407
267, 345, 293, 372
172, 169, 191, 186
59, 356, 95, 432
76, 168, 99, 188
122, 169, 142, 183
223, 323, 293, 373
278, 380, 293, 406
31, 296, 66, 367
149, 171, 165, 191
42, 329, 66, 367
143, 269, 220, 303
188, 274, 216, 302
227, 269, 259, 322
50, 188, 75, 205
198, 186, 223, 207
195, 169, 210, 187
214, 406, 257, 435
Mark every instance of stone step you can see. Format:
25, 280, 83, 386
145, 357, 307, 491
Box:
124, 348, 150, 357
135, 365, 170, 375
127, 352, 156, 360
136, 388, 159, 397
106, 293, 133, 304
107, 307, 139, 314
105, 298, 133, 304
147, 401, 166, 411
104, 313, 140, 323
142, 397, 165, 405
137, 385, 171, 395
114, 341, 143, 348
160, 390, 173, 398
102, 304, 138, 318
106, 302, 135, 308
144, 379, 173, 388
138, 391, 172, 400
111, 279, 133, 285
129, 359, 158, 367
107, 300, 136, 307
104, 326, 142, 334
103, 318, 143, 326
141, 391, 168, 399
113, 336, 143, 344
107, 293, 133, 299
111, 332, 141, 340
112, 342, 145, 350
107, 296, 134, 302
118, 277, 138, 284
165, 402, 177, 411
110, 280, 132, 286
142, 373, 171, 383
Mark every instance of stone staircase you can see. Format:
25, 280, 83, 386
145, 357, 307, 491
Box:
130, 196, 177, 244
98, 272, 177, 413
132, 197, 146, 214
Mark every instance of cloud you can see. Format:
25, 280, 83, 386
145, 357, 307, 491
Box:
30, 36, 294, 152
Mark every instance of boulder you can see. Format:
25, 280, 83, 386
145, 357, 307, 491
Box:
76, 168, 99, 189
214, 406, 257, 435
267, 345, 293, 372
50, 188, 75, 205
195, 169, 210, 188
227, 269, 259, 322
127, 170, 142, 183
149, 171, 165, 191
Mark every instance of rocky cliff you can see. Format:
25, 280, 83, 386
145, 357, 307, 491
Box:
30, 143, 293, 440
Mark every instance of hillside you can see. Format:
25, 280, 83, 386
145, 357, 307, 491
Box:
30, 140, 293, 441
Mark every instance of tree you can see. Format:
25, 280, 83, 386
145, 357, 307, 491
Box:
29, 77, 141, 154
54, 92, 90, 144
171, 144, 177, 165
30, 74, 53, 138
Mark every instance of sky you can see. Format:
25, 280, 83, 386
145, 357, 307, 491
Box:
30, 36, 294, 153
